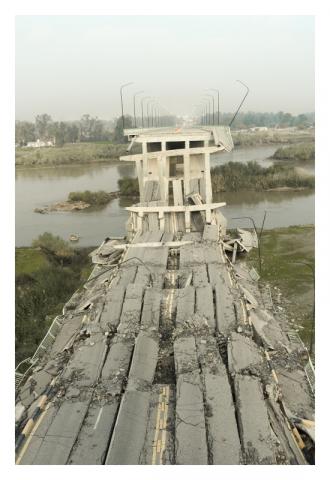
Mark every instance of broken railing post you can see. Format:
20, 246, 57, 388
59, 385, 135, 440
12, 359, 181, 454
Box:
231, 211, 267, 275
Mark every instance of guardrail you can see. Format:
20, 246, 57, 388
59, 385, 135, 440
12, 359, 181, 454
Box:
304, 357, 315, 395
15, 315, 63, 392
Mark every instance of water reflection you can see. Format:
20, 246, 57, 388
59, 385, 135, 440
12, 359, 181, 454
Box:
15, 145, 314, 247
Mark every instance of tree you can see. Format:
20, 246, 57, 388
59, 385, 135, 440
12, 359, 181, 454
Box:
15, 121, 36, 146
35, 114, 52, 140
113, 115, 133, 143
32, 232, 74, 266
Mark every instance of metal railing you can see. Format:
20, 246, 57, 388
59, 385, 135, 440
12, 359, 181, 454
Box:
15, 316, 63, 392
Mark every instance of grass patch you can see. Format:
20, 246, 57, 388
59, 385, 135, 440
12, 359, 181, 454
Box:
118, 177, 140, 196
232, 129, 314, 147
246, 225, 314, 348
68, 190, 114, 205
15, 142, 142, 167
211, 161, 314, 192
15, 248, 49, 275
271, 142, 315, 162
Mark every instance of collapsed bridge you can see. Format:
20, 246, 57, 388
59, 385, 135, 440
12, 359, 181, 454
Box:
15, 127, 315, 465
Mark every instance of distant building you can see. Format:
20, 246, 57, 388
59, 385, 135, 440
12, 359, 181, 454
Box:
26, 139, 54, 148
249, 127, 268, 132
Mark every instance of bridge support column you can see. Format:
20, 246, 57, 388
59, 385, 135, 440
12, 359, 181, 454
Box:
185, 209, 191, 232
184, 140, 190, 198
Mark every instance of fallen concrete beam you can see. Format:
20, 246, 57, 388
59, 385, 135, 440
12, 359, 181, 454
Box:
105, 389, 151, 464
175, 371, 208, 465
214, 282, 236, 336
140, 289, 161, 331
62, 333, 108, 388
174, 336, 199, 375
250, 308, 290, 350
129, 332, 159, 384
101, 339, 134, 395
234, 375, 274, 464
203, 371, 241, 464
26, 398, 92, 465
100, 286, 126, 329
195, 285, 215, 330
67, 401, 120, 464
176, 286, 195, 325
117, 284, 144, 335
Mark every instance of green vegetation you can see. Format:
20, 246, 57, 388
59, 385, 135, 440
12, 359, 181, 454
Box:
15, 142, 139, 167
271, 143, 315, 162
211, 161, 314, 192
68, 190, 115, 206
16, 233, 93, 365
32, 232, 74, 266
232, 130, 314, 147
118, 177, 140, 196
246, 225, 314, 350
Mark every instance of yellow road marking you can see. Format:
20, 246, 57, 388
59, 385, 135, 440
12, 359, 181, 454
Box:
151, 390, 163, 465
151, 384, 170, 465
16, 403, 51, 465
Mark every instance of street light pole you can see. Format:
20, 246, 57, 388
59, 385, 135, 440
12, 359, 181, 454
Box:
202, 98, 211, 125
133, 90, 144, 128
141, 96, 150, 129
120, 82, 133, 131
209, 89, 220, 125
205, 93, 215, 125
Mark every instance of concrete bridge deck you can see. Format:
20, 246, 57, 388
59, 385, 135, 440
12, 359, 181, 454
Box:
15, 225, 314, 465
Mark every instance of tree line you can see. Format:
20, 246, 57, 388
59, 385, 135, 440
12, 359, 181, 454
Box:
201, 111, 314, 129
15, 113, 177, 147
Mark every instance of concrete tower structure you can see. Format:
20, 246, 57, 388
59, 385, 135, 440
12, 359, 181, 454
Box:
121, 126, 234, 236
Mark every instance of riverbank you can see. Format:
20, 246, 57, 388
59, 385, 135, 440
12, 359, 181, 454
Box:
232, 128, 314, 147
211, 161, 314, 192
246, 225, 314, 350
15, 129, 314, 168
271, 142, 315, 163
15, 142, 141, 168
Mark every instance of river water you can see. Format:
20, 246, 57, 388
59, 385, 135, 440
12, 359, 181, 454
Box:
15, 145, 314, 247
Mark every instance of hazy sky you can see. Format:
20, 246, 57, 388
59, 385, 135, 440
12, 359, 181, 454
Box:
15, 15, 314, 121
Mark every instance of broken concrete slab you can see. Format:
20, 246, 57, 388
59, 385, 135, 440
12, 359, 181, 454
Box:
192, 264, 209, 287
175, 371, 208, 465
207, 263, 230, 288
203, 371, 241, 464
250, 308, 290, 350
203, 224, 219, 242
101, 339, 134, 395
19, 404, 59, 465
228, 332, 264, 375
214, 282, 236, 336
129, 333, 159, 384
195, 285, 215, 330
174, 336, 199, 375
18, 370, 53, 409
67, 401, 119, 464
105, 389, 151, 464
99, 286, 126, 329
117, 284, 144, 335
277, 368, 315, 420
234, 375, 274, 464
176, 286, 195, 325
140, 289, 161, 331
62, 333, 107, 388
27, 398, 92, 465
